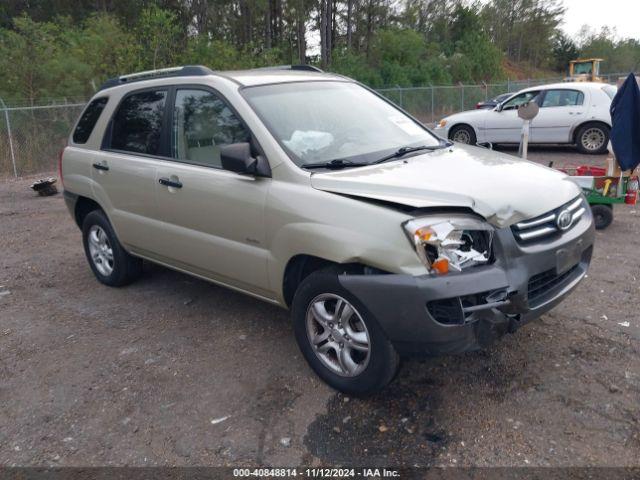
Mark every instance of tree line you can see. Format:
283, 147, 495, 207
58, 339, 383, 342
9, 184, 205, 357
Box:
0, 0, 638, 105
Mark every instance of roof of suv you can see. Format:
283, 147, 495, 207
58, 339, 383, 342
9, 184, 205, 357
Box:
98, 65, 348, 92
220, 69, 346, 87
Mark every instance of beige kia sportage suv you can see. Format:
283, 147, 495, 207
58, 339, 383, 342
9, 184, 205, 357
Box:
61, 65, 595, 394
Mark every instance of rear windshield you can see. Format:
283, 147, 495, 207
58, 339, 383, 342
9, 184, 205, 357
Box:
73, 97, 108, 144
602, 85, 617, 100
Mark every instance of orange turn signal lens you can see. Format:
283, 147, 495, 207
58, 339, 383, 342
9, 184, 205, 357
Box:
431, 258, 449, 275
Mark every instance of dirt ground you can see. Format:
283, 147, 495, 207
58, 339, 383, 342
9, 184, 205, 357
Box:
1, 146, 639, 468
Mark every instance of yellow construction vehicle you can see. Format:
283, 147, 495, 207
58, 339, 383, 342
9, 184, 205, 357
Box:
565, 58, 604, 82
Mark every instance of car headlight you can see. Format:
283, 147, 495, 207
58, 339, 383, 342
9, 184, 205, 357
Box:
403, 216, 494, 275
437, 119, 447, 128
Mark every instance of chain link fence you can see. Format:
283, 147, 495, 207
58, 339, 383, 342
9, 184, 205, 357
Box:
0, 72, 626, 178
0, 100, 85, 178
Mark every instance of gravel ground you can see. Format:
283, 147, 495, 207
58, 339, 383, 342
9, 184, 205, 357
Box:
1, 147, 639, 468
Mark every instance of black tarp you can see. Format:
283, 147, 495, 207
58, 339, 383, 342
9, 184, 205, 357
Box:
610, 73, 640, 171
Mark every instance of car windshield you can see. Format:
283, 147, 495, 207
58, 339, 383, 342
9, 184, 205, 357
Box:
242, 81, 441, 167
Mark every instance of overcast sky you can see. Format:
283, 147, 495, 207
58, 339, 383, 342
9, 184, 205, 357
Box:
560, 0, 640, 40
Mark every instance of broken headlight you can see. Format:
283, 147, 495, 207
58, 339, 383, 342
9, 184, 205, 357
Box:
403, 216, 494, 275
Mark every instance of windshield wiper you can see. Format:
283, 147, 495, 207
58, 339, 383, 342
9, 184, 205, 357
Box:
303, 139, 452, 170
302, 159, 369, 170
372, 140, 452, 165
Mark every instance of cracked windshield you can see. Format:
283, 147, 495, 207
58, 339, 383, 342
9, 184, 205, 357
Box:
243, 81, 441, 166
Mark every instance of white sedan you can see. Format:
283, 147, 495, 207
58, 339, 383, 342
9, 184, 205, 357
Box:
434, 82, 617, 154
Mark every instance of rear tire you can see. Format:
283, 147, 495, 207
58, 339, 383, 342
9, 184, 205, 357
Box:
82, 210, 142, 286
576, 123, 609, 154
449, 124, 477, 145
591, 204, 613, 230
291, 270, 399, 395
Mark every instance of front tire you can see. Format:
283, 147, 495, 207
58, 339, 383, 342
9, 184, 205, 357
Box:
576, 123, 609, 154
449, 124, 477, 145
82, 210, 142, 287
292, 270, 399, 395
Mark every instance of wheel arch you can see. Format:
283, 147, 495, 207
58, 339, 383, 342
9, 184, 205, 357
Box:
74, 196, 104, 229
281, 254, 389, 308
447, 123, 478, 142
571, 120, 611, 144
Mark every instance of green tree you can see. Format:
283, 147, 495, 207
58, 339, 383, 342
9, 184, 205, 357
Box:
0, 15, 63, 104
136, 5, 183, 70
579, 27, 640, 74
551, 32, 578, 74
71, 14, 139, 93
2, 0, 639, 105
481, 0, 564, 70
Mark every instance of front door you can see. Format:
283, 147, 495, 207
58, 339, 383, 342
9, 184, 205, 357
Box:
153, 87, 273, 298
484, 90, 541, 143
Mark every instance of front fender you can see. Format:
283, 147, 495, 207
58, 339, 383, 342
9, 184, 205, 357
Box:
267, 221, 426, 303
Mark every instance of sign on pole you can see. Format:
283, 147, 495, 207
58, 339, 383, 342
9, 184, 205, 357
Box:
517, 102, 539, 159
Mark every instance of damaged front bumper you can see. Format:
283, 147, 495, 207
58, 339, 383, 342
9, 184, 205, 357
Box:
338, 207, 595, 355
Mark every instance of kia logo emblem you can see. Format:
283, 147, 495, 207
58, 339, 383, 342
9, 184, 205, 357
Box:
556, 210, 573, 230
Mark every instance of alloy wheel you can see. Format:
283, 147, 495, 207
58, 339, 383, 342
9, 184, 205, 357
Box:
305, 293, 371, 377
581, 127, 605, 151
88, 225, 114, 276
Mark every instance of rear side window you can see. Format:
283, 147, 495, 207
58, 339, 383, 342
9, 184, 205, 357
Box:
73, 97, 108, 144
110, 90, 167, 155
541, 89, 584, 108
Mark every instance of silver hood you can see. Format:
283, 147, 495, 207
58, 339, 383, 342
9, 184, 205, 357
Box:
310, 144, 582, 228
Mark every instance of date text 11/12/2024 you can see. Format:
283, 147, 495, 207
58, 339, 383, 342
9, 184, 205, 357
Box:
232, 468, 401, 477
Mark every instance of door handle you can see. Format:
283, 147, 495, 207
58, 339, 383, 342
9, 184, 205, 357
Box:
92, 162, 109, 171
159, 177, 183, 189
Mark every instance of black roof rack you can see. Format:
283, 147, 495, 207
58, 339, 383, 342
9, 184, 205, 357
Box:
254, 65, 324, 73
290, 65, 324, 72
99, 65, 214, 91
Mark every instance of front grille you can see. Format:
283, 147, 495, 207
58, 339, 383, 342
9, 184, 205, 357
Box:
512, 196, 586, 243
527, 264, 580, 306
427, 289, 509, 325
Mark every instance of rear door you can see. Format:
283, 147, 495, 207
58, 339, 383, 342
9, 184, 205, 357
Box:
152, 86, 273, 298
483, 90, 541, 143
531, 89, 587, 143
91, 88, 169, 252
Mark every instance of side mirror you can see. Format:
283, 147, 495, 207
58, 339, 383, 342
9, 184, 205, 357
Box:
495, 103, 504, 112
220, 142, 270, 177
